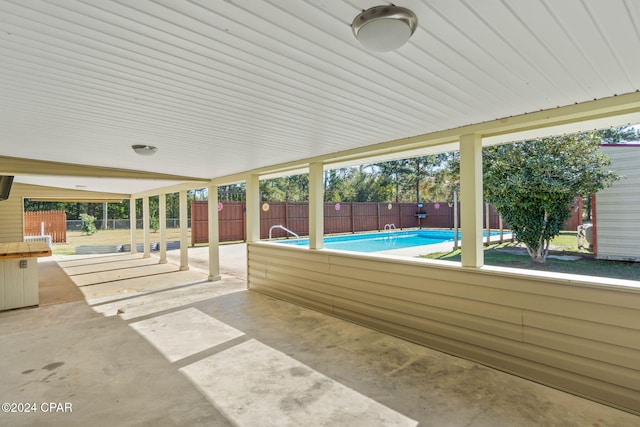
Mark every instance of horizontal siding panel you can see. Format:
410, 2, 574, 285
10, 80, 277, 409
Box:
250, 279, 333, 314
596, 245, 640, 258
524, 327, 640, 371
595, 229, 640, 238
251, 275, 335, 308
518, 296, 639, 330
503, 278, 640, 309
329, 263, 526, 307
247, 265, 266, 280
260, 259, 524, 341
523, 311, 640, 350
327, 272, 523, 325
264, 256, 523, 326
513, 340, 640, 393
266, 264, 524, 341
0, 191, 24, 243
331, 289, 523, 342
264, 270, 341, 301
264, 271, 524, 342
333, 295, 521, 354
249, 245, 330, 264
251, 254, 331, 276
265, 260, 332, 280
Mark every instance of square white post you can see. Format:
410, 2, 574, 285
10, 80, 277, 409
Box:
179, 189, 189, 271
459, 133, 484, 267
208, 185, 221, 281
129, 198, 137, 254
246, 174, 260, 243
309, 162, 324, 250
159, 193, 167, 264
142, 196, 151, 258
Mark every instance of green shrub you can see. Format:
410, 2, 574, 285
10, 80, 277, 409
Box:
80, 213, 97, 235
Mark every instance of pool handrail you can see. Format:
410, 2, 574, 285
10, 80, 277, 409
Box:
269, 225, 300, 241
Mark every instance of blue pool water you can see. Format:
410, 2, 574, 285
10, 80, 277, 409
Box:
275, 229, 497, 253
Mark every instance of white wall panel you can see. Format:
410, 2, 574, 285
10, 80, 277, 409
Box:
596, 146, 640, 261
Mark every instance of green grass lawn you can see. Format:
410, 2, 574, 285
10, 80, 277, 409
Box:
421, 232, 640, 282
53, 229, 188, 255
52, 228, 237, 254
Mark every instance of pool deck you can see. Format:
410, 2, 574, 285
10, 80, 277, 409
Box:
377, 231, 513, 257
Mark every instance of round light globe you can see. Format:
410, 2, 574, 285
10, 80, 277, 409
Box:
352, 6, 418, 52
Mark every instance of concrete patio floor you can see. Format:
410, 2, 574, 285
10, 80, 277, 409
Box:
0, 245, 638, 426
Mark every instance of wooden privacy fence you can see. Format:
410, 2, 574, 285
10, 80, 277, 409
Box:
24, 210, 67, 243
191, 201, 515, 245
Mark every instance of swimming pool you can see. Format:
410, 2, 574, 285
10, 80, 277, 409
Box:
275, 229, 498, 253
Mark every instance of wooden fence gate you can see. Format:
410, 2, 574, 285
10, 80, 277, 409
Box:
24, 210, 67, 243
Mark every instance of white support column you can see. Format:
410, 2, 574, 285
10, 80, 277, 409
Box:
459, 133, 484, 267
246, 174, 260, 243
142, 196, 151, 258
309, 162, 324, 249
179, 190, 189, 271
208, 185, 221, 281
129, 198, 137, 254
159, 193, 167, 264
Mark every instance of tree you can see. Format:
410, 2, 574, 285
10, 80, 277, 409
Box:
405, 154, 451, 203
378, 160, 411, 202
483, 132, 620, 263
599, 126, 640, 144
261, 175, 309, 202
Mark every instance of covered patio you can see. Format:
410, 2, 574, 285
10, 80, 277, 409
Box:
0, 248, 637, 426
0, 0, 639, 423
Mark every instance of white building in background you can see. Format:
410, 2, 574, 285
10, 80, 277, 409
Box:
594, 145, 640, 262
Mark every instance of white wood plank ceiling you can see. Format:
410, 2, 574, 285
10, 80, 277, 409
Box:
1, 0, 639, 194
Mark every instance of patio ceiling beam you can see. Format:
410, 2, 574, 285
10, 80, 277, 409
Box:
131, 181, 210, 199
16, 182, 129, 201
209, 92, 640, 184
0, 155, 208, 182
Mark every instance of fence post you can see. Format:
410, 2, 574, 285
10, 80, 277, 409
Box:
485, 203, 490, 245
351, 203, 355, 233
285, 201, 289, 230
242, 202, 247, 242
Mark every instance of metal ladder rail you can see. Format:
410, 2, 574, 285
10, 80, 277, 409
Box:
269, 225, 300, 240
383, 223, 397, 240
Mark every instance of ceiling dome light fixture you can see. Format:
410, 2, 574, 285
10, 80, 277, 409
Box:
352, 5, 418, 52
131, 144, 158, 156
